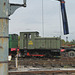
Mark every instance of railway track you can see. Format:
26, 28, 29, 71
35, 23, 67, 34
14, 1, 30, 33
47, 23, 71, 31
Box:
8, 57, 75, 75
9, 57, 75, 69
9, 68, 75, 75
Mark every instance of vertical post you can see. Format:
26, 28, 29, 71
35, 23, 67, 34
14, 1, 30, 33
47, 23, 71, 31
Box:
15, 56, 18, 69
0, 0, 9, 75
66, 37, 68, 42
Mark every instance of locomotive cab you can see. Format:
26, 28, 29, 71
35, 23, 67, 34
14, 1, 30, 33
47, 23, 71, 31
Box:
20, 31, 39, 49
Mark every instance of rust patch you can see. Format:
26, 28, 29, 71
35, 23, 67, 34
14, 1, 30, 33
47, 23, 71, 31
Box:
3, 2, 5, 13
1, 38, 4, 44
0, 46, 3, 48
5, 19, 8, 27
0, 19, 3, 33
4, 2, 6, 6
2, 19, 3, 32
0, 63, 3, 67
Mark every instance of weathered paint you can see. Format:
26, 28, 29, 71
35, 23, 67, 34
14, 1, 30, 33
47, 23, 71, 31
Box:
0, 63, 8, 75
0, 0, 9, 17
0, 0, 9, 75
0, 19, 8, 36
0, 38, 8, 61
0, 19, 8, 61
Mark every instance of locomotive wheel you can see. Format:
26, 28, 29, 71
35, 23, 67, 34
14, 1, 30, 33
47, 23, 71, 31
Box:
68, 51, 75, 57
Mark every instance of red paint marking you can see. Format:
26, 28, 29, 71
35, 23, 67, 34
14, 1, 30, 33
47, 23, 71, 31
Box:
61, 49, 65, 52
27, 52, 31, 56
11, 48, 16, 51
17, 49, 19, 51
61, 1, 65, 3
32, 55, 45, 57
27, 52, 45, 57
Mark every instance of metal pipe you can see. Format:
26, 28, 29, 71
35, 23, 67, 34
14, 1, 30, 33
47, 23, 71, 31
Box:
0, 0, 9, 75
15, 56, 18, 69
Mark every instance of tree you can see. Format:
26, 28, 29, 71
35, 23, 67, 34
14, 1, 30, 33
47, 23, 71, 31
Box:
61, 39, 65, 46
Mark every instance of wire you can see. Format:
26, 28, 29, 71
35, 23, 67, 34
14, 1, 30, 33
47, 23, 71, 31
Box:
42, 0, 44, 37
58, 2, 62, 47
59, 2, 62, 37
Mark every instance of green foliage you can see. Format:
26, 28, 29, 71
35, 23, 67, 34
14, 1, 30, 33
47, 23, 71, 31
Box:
70, 40, 75, 45
61, 39, 75, 46
61, 39, 65, 45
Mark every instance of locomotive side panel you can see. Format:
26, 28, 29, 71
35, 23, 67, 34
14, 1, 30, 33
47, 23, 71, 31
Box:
35, 38, 46, 49
20, 32, 24, 49
35, 39, 41, 49
45, 39, 50, 49
9, 34, 18, 48
34, 37, 61, 50
56, 38, 61, 49
40, 38, 46, 49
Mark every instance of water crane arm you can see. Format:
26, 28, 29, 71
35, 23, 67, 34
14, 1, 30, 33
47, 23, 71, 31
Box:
58, 0, 69, 35
8, 0, 26, 16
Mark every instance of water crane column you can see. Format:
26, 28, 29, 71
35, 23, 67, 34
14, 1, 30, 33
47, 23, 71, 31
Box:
0, 0, 26, 75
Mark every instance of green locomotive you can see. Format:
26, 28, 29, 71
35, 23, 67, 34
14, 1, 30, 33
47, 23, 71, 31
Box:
8, 32, 75, 58
20, 31, 61, 57
9, 34, 18, 57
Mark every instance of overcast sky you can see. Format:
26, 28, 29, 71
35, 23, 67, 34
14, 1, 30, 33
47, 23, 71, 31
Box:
9, 0, 75, 41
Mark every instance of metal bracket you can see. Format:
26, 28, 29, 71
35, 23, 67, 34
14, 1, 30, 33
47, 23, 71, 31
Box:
0, 17, 10, 20
0, 61, 8, 63
8, 0, 26, 16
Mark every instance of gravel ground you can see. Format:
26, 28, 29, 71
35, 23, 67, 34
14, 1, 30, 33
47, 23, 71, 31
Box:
8, 57, 75, 75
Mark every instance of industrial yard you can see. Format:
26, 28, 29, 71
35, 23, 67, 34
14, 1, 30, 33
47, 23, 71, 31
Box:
0, 0, 75, 75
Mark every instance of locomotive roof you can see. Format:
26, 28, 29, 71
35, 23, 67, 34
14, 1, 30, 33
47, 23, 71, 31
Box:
20, 31, 39, 33
9, 34, 18, 35
35, 37, 60, 39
